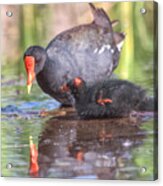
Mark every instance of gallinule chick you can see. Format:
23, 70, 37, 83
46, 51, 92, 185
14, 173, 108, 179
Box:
61, 77, 155, 119
24, 3, 125, 106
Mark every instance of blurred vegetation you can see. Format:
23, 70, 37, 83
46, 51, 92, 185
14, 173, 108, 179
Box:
111, 2, 157, 87
1, 2, 157, 90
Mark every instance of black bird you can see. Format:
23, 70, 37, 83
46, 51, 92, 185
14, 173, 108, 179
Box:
61, 77, 156, 119
24, 3, 125, 106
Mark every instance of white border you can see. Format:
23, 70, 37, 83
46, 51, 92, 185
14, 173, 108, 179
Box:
0, 0, 156, 4
0, 0, 162, 186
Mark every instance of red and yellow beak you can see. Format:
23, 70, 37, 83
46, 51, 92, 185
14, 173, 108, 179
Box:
24, 56, 36, 94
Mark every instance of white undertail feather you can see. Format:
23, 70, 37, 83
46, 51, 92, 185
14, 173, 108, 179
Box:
116, 40, 124, 52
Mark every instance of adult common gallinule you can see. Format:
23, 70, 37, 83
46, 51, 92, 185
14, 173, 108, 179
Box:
61, 77, 156, 119
24, 3, 125, 106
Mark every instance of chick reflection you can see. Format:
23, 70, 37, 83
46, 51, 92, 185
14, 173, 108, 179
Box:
38, 114, 146, 179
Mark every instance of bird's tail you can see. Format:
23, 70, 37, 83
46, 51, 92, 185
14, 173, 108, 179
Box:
89, 3, 113, 31
89, 3, 125, 45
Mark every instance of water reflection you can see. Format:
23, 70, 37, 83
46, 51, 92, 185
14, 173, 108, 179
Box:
1, 75, 157, 180
38, 113, 148, 180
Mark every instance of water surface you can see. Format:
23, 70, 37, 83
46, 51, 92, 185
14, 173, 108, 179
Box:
1, 69, 157, 180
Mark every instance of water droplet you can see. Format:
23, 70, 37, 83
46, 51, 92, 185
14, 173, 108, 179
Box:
6, 163, 13, 169
140, 167, 147, 173
140, 8, 147, 14
6, 11, 13, 17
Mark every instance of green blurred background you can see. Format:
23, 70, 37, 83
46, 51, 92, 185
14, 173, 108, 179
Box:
1, 2, 157, 88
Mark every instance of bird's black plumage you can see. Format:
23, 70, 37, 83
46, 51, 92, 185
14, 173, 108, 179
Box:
24, 3, 125, 105
65, 78, 155, 119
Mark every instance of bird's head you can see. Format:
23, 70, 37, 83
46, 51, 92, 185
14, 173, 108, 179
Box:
24, 46, 47, 94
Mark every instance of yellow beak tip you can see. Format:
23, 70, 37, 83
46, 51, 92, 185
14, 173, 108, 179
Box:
27, 84, 32, 94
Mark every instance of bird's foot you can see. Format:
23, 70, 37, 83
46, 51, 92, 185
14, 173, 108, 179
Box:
97, 98, 112, 106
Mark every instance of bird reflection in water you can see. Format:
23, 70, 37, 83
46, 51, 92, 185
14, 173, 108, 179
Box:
37, 112, 148, 180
